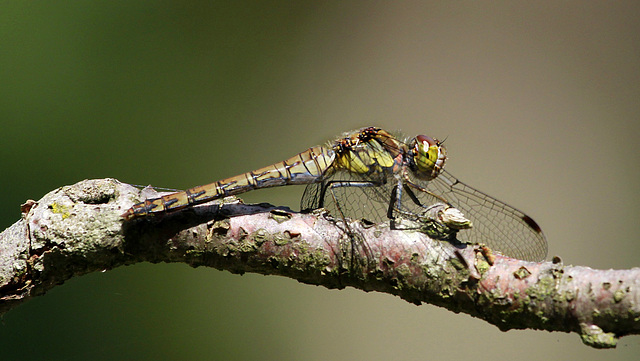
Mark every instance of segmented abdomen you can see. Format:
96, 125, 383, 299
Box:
122, 145, 335, 220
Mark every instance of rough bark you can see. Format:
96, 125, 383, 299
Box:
1, 178, 638, 348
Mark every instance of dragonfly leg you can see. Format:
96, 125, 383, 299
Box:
389, 178, 458, 232
402, 182, 425, 207
387, 180, 423, 220
387, 183, 399, 220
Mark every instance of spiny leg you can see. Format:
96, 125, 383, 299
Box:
387, 180, 426, 229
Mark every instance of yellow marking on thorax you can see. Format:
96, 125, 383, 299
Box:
335, 139, 396, 174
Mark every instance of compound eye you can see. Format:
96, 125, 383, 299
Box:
416, 134, 436, 147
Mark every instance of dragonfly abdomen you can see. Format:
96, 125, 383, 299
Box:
122, 146, 335, 220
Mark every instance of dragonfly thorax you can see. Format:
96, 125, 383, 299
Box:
409, 134, 446, 181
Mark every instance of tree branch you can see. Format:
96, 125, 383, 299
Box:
1, 178, 638, 348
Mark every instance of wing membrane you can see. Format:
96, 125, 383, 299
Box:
421, 170, 548, 261
302, 169, 548, 262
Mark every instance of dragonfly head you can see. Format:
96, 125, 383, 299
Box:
410, 135, 447, 180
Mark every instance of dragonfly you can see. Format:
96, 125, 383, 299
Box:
122, 126, 547, 261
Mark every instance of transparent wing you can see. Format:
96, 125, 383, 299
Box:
301, 170, 394, 224
419, 170, 548, 261
302, 169, 548, 262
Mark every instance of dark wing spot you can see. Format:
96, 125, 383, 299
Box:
522, 215, 543, 233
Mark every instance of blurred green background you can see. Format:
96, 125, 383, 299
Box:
1, 1, 639, 360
